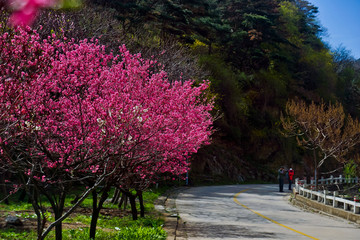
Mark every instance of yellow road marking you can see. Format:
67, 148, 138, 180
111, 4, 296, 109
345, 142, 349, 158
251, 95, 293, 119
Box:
233, 189, 319, 240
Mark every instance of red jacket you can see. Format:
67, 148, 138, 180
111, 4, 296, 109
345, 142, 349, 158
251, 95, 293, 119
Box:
288, 169, 294, 180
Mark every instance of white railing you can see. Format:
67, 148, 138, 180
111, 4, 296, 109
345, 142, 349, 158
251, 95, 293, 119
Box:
296, 175, 359, 187
295, 176, 360, 215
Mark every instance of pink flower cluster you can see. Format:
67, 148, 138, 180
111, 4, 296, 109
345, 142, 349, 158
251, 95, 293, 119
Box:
8, 0, 57, 26
0, 27, 214, 186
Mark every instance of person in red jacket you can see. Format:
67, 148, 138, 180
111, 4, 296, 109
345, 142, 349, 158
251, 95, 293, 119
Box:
288, 168, 294, 190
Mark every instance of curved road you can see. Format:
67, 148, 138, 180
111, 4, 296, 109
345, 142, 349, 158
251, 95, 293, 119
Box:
175, 184, 360, 240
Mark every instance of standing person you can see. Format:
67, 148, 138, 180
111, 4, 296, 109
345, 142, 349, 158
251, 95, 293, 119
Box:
278, 167, 286, 192
288, 168, 294, 190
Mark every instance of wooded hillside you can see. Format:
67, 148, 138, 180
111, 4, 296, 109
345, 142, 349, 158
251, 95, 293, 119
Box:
3, 0, 360, 183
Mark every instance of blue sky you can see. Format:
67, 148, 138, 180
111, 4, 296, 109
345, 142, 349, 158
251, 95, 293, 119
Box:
309, 0, 360, 59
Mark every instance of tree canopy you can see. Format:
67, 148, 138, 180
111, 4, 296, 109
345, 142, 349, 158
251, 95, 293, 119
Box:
0, 25, 214, 239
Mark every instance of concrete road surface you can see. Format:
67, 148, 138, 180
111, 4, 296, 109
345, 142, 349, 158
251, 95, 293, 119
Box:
175, 184, 360, 240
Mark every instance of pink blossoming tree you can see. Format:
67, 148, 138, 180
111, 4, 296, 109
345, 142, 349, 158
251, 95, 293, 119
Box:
5, 0, 81, 27
7, 0, 57, 26
0, 26, 214, 240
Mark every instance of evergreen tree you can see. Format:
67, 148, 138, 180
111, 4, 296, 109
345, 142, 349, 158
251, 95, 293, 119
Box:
219, 0, 282, 72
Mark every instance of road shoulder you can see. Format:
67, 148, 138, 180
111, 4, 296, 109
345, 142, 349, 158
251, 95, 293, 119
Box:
155, 187, 188, 240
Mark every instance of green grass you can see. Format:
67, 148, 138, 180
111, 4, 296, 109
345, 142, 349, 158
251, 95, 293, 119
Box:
114, 225, 166, 240
0, 186, 168, 240
0, 225, 166, 240
0, 202, 33, 211
5, 217, 166, 240
52, 217, 166, 240
0, 229, 38, 240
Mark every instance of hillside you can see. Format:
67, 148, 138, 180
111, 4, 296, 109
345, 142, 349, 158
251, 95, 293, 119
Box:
5, 0, 360, 184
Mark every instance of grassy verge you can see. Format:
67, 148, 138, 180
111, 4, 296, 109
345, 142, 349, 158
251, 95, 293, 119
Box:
0, 187, 168, 240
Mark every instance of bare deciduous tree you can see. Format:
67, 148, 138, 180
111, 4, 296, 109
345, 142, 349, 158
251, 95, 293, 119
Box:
281, 99, 360, 189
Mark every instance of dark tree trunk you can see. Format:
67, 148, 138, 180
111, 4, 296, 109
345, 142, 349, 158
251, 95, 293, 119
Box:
138, 191, 145, 218
53, 192, 66, 240
129, 194, 137, 220
54, 211, 63, 240
38, 186, 67, 240
111, 188, 120, 204
89, 186, 110, 239
21, 178, 45, 240
30, 189, 45, 240
0, 175, 9, 204
90, 191, 99, 239
121, 190, 137, 220
118, 191, 128, 210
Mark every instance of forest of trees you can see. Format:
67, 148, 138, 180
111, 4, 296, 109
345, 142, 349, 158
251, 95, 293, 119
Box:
2, 0, 360, 183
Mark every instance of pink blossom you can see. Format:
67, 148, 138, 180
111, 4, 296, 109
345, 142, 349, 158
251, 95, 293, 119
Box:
8, 0, 57, 26
0, 27, 214, 195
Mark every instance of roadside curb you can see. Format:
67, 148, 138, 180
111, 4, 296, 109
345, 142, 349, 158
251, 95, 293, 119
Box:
154, 187, 188, 240
290, 192, 360, 225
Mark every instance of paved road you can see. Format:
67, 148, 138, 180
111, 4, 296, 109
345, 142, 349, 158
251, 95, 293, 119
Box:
175, 184, 360, 240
